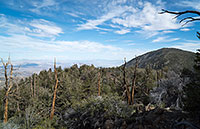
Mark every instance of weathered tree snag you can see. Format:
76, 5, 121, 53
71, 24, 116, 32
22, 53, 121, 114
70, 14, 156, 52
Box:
2, 61, 13, 123
98, 71, 101, 96
131, 58, 138, 105
123, 58, 131, 105
50, 58, 59, 120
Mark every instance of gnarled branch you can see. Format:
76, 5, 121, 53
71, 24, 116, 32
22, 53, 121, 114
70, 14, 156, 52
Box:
160, 9, 200, 40
160, 9, 200, 26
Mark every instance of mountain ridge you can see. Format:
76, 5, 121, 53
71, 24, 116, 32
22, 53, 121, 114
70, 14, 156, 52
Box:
126, 48, 196, 71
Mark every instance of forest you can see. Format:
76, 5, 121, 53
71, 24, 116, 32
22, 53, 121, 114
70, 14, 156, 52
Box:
0, 48, 200, 129
0, 8, 200, 129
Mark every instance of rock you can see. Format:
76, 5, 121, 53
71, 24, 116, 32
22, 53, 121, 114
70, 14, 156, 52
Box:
120, 121, 127, 129
114, 118, 123, 127
104, 120, 114, 129
63, 108, 76, 119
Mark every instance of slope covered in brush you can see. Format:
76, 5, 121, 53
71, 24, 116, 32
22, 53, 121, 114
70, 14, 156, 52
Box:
126, 48, 195, 71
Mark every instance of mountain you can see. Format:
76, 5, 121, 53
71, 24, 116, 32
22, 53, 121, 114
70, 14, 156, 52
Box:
126, 48, 196, 71
16, 63, 39, 68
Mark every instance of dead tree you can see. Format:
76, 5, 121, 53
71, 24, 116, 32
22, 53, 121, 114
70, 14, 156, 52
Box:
160, 9, 200, 38
1, 57, 13, 123
123, 58, 131, 105
131, 57, 138, 105
50, 58, 59, 120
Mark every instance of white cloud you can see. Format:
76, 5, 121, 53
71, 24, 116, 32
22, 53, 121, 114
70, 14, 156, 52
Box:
115, 29, 130, 34
152, 37, 166, 42
171, 42, 200, 52
37, 0, 56, 8
180, 28, 190, 31
152, 36, 180, 42
77, 6, 132, 30
66, 12, 80, 18
0, 14, 147, 60
0, 15, 63, 38
112, 2, 180, 32
177, 1, 200, 11
0, 34, 118, 53
162, 30, 174, 34
0, 33, 146, 60
127, 43, 136, 46
56, 40, 120, 52
77, 1, 180, 36
168, 38, 180, 42
30, 0, 57, 13
29, 19, 63, 38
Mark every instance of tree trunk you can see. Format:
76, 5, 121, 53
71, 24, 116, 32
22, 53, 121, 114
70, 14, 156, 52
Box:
123, 58, 131, 105
131, 58, 138, 105
50, 58, 58, 120
4, 64, 13, 123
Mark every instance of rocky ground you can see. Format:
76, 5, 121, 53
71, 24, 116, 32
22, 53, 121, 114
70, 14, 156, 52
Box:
63, 106, 200, 129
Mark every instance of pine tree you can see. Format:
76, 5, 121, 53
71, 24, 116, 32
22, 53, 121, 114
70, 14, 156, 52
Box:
183, 49, 200, 113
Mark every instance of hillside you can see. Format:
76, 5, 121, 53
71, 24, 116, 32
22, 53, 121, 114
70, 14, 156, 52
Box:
126, 48, 196, 71
0, 49, 199, 128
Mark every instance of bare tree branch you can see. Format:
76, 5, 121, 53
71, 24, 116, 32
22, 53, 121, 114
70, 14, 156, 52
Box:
160, 9, 200, 17
160, 9, 200, 26
197, 32, 200, 39
160, 9, 200, 40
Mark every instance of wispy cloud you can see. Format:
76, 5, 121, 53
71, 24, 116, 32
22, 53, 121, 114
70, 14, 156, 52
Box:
115, 29, 130, 34
77, 6, 132, 30
171, 42, 200, 52
66, 12, 80, 18
112, 2, 180, 33
152, 36, 180, 43
180, 28, 190, 31
0, 32, 146, 60
29, 19, 63, 38
162, 30, 174, 34
0, 15, 63, 39
177, 0, 200, 11
30, 0, 57, 14
127, 43, 136, 46
77, 1, 180, 36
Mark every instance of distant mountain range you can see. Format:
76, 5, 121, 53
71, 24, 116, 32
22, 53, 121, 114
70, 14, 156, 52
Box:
126, 48, 196, 72
0, 59, 123, 78
0, 48, 196, 79
16, 63, 39, 68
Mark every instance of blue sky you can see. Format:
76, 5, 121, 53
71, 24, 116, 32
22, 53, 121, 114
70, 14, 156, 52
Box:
0, 0, 199, 66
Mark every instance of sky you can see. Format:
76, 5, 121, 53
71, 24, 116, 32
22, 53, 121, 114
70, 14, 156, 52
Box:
0, 0, 199, 66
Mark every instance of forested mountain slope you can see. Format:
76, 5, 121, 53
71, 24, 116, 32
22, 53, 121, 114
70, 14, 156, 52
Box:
126, 48, 195, 72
